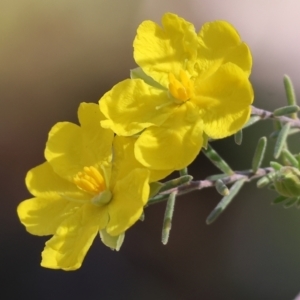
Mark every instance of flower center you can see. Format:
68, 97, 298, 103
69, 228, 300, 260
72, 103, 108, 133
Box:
74, 166, 106, 194
168, 70, 194, 103
73, 166, 112, 205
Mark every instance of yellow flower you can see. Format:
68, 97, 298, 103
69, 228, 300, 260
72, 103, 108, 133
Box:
17, 103, 168, 271
99, 13, 253, 170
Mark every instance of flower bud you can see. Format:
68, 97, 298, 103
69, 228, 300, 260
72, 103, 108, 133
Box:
273, 166, 300, 198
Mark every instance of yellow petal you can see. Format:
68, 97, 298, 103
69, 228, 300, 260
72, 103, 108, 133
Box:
78, 102, 114, 165
17, 197, 79, 236
193, 63, 253, 139
112, 136, 173, 184
25, 162, 83, 198
106, 169, 150, 236
134, 13, 198, 87
135, 102, 203, 170
41, 204, 108, 270
197, 21, 252, 78
99, 79, 173, 136
45, 103, 113, 181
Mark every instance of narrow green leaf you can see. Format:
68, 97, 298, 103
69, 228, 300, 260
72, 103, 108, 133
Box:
283, 75, 297, 119
272, 195, 288, 204
269, 128, 300, 139
202, 144, 234, 175
206, 179, 245, 225
161, 191, 176, 245
243, 116, 261, 129
256, 172, 276, 188
273, 105, 300, 117
139, 212, 145, 221
149, 182, 164, 199
179, 167, 188, 176
215, 179, 230, 196
206, 174, 228, 181
159, 175, 193, 193
147, 194, 169, 206
270, 161, 283, 171
268, 184, 275, 190
281, 149, 299, 168
252, 136, 267, 173
274, 122, 291, 159
283, 197, 298, 208
234, 130, 243, 145
130, 67, 165, 89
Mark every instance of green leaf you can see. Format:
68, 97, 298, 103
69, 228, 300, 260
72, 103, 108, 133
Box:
281, 149, 298, 168
202, 144, 234, 175
283, 197, 298, 208
243, 116, 261, 129
206, 179, 245, 225
273, 105, 299, 117
215, 179, 229, 196
272, 195, 288, 204
270, 161, 283, 171
270, 128, 300, 139
179, 167, 188, 176
234, 130, 243, 145
283, 75, 297, 119
274, 122, 291, 159
161, 191, 176, 245
149, 182, 164, 198
256, 175, 273, 188
159, 175, 193, 193
206, 174, 228, 181
130, 67, 165, 89
252, 136, 267, 173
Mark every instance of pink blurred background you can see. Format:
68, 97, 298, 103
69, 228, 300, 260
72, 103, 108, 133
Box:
2, 1, 300, 299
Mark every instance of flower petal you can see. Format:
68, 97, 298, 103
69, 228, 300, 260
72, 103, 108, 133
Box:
135, 102, 203, 170
112, 136, 173, 184
134, 13, 198, 87
17, 197, 79, 236
193, 63, 253, 139
99, 79, 173, 136
25, 162, 84, 198
197, 21, 252, 78
41, 204, 108, 270
45, 103, 113, 181
78, 102, 114, 164
106, 169, 150, 236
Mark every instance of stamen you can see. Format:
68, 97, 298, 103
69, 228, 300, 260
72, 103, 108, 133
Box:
73, 166, 106, 194
168, 70, 194, 102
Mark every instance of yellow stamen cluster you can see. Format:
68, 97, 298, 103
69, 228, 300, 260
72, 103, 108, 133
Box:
73, 166, 106, 194
168, 70, 194, 102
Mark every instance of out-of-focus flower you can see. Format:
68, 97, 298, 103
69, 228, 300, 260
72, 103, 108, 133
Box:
100, 12, 253, 171
273, 166, 300, 198
17, 103, 169, 271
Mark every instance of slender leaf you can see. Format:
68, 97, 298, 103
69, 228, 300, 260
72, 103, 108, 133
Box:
234, 130, 243, 145
273, 105, 299, 117
252, 137, 267, 173
202, 144, 234, 175
274, 122, 291, 159
161, 191, 176, 245
206, 179, 245, 224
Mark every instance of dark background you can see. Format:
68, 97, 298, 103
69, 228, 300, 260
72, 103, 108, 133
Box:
2, 1, 300, 299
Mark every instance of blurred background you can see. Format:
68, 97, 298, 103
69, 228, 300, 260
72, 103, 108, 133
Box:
2, 0, 300, 299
